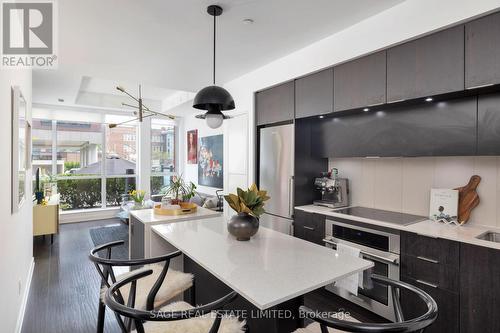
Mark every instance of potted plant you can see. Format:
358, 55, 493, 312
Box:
129, 190, 145, 209
224, 184, 270, 241
163, 175, 197, 205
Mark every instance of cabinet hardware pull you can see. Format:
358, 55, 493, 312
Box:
416, 233, 438, 239
323, 238, 400, 265
303, 226, 315, 231
466, 83, 494, 90
417, 256, 439, 264
388, 98, 406, 104
416, 279, 438, 289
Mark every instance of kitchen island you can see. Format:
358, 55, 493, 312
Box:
152, 217, 373, 332
128, 206, 221, 259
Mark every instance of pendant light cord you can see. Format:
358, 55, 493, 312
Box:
213, 12, 216, 85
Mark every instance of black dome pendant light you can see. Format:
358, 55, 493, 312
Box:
193, 4, 235, 129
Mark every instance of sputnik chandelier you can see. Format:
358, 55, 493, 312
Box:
108, 84, 175, 128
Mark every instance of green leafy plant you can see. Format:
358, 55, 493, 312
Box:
224, 183, 270, 218
163, 175, 197, 202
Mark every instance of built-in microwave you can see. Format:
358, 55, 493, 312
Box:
324, 219, 400, 321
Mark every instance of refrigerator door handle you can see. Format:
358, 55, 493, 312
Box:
288, 176, 294, 218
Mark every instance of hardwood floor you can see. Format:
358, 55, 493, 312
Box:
22, 219, 123, 333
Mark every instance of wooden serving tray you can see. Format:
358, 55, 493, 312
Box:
154, 202, 198, 216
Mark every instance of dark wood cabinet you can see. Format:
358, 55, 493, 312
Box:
311, 96, 477, 158
334, 51, 386, 112
295, 68, 333, 118
460, 243, 500, 333
387, 26, 465, 102
293, 209, 325, 245
401, 275, 459, 333
256, 81, 294, 126
294, 118, 328, 206
465, 12, 500, 89
400, 232, 460, 333
478, 92, 500, 155
401, 231, 459, 267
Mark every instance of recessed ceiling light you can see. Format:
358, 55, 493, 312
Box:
243, 18, 254, 25
363, 108, 370, 112
58, 98, 64, 102
425, 97, 433, 102
318, 115, 324, 119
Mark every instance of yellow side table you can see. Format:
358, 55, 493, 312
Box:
33, 204, 59, 243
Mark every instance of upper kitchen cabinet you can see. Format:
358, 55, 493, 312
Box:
311, 96, 477, 158
465, 12, 500, 89
334, 51, 386, 112
477, 92, 500, 155
295, 68, 333, 118
387, 26, 465, 102
255, 81, 294, 126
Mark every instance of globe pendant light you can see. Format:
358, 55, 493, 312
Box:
193, 5, 235, 129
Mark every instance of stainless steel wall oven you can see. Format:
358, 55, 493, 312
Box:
324, 219, 400, 321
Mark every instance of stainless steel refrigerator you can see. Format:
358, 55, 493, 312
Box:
259, 124, 294, 235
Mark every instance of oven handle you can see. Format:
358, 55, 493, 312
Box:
323, 238, 399, 265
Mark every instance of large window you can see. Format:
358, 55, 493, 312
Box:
150, 119, 175, 195
32, 118, 139, 211
105, 125, 137, 207
55, 121, 103, 210
56, 121, 103, 176
32, 119, 53, 176
32, 115, 176, 210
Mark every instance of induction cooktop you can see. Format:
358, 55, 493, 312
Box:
333, 206, 427, 226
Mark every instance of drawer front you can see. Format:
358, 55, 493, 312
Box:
401, 254, 459, 293
401, 231, 459, 266
401, 275, 459, 333
293, 210, 325, 245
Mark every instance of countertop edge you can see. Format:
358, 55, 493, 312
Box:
295, 205, 500, 251
130, 207, 222, 224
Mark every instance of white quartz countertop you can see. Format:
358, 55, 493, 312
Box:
152, 217, 373, 310
129, 206, 221, 224
295, 205, 500, 250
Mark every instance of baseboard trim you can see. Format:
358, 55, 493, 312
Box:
15, 257, 34, 333
60, 208, 120, 224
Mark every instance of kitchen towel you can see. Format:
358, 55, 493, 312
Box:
335, 243, 363, 296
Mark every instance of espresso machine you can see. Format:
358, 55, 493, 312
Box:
313, 169, 349, 208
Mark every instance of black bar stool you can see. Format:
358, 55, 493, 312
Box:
89, 240, 194, 333
104, 269, 247, 333
295, 275, 438, 333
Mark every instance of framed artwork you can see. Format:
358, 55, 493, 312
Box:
187, 129, 198, 164
198, 134, 223, 188
11, 86, 28, 213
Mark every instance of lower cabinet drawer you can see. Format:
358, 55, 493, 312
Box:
401, 254, 459, 293
293, 210, 325, 245
401, 275, 459, 333
401, 231, 459, 266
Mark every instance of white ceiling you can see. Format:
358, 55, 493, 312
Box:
33, 0, 404, 111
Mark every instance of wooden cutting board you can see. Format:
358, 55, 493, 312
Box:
454, 175, 481, 225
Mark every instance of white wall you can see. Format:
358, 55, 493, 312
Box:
0, 69, 34, 333
223, 0, 500, 186
329, 157, 500, 228
173, 100, 249, 203
173, 101, 224, 196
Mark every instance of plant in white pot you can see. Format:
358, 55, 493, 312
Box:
224, 184, 270, 241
